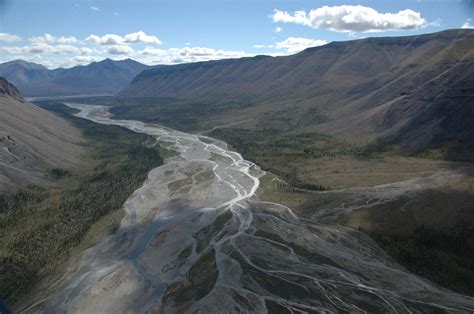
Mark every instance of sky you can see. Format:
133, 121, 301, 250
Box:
0, 0, 473, 69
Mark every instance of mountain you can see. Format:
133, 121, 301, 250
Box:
0, 58, 149, 96
0, 77, 84, 193
0, 77, 21, 98
121, 29, 474, 153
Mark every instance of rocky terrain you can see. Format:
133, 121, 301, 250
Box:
0, 78, 84, 193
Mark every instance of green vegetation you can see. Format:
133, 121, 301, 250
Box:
36, 98, 474, 299
48, 168, 71, 180
163, 248, 218, 306
193, 210, 233, 253
210, 128, 359, 189
372, 226, 474, 296
167, 178, 193, 193
255, 230, 337, 267
40, 96, 252, 132
265, 300, 292, 314
415, 144, 474, 162
210, 127, 451, 190
0, 108, 165, 306
230, 249, 313, 300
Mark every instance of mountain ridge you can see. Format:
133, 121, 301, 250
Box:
120, 29, 474, 153
0, 58, 149, 96
0, 77, 84, 193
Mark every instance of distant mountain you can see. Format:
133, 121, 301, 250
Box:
121, 29, 474, 153
0, 77, 84, 193
0, 58, 149, 96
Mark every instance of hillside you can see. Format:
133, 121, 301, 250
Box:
0, 101, 166, 306
0, 58, 149, 96
0, 77, 84, 193
121, 29, 474, 153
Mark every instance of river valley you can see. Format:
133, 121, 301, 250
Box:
23, 104, 474, 313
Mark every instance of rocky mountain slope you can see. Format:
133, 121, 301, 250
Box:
0, 58, 149, 96
121, 29, 474, 153
0, 77, 84, 193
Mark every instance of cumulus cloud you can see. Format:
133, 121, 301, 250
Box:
86, 31, 162, 45
275, 27, 282, 33
90, 6, 99, 11
0, 46, 25, 54
462, 19, 474, 29
57, 37, 77, 44
138, 46, 250, 64
86, 34, 124, 45
107, 45, 134, 55
30, 33, 78, 44
253, 37, 327, 54
2, 43, 95, 55
0, 33, 22, 42
2, 32, 256, 68
124, 31, 162, 44
272, 5, 427, 33
275, 37, 327, 54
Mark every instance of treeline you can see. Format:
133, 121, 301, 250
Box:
211, 128, 391, 162
210, 128, 388, 191
372, 225, 474, 296
0, 111, 164, 306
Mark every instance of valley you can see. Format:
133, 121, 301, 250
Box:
0, 24, 473, 313
0, 101, 166, 306
19, 104, 474, 312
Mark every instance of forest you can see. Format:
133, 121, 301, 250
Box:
0, 107, 165, 306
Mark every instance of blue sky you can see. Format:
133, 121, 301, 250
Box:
1, 0, 473, 68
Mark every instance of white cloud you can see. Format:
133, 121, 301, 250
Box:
2, 43, 96, 55
124, 31, 162, 44
0, 46, 24, 54
26, 44, 50, 54
275, 26, 282, 33
57, 36, 78, 44
90, 6, 99, 11
86, 31, 162, 45
2, 33, 257, 68
275, 37, 327, 53
253, 37, 327, 54
138, 46, 250, 64
107, 45, 134, 55
30, 33, 55, 44
272, 5, 427, 33
0, 33, 22, 42
30, 34, 78, 44
86, 34, 124, 45
462, 19, 474, 29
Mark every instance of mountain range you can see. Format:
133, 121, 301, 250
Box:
0, 58, 148, 96
2, 29, 473, 154
121, 29, 474, 154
